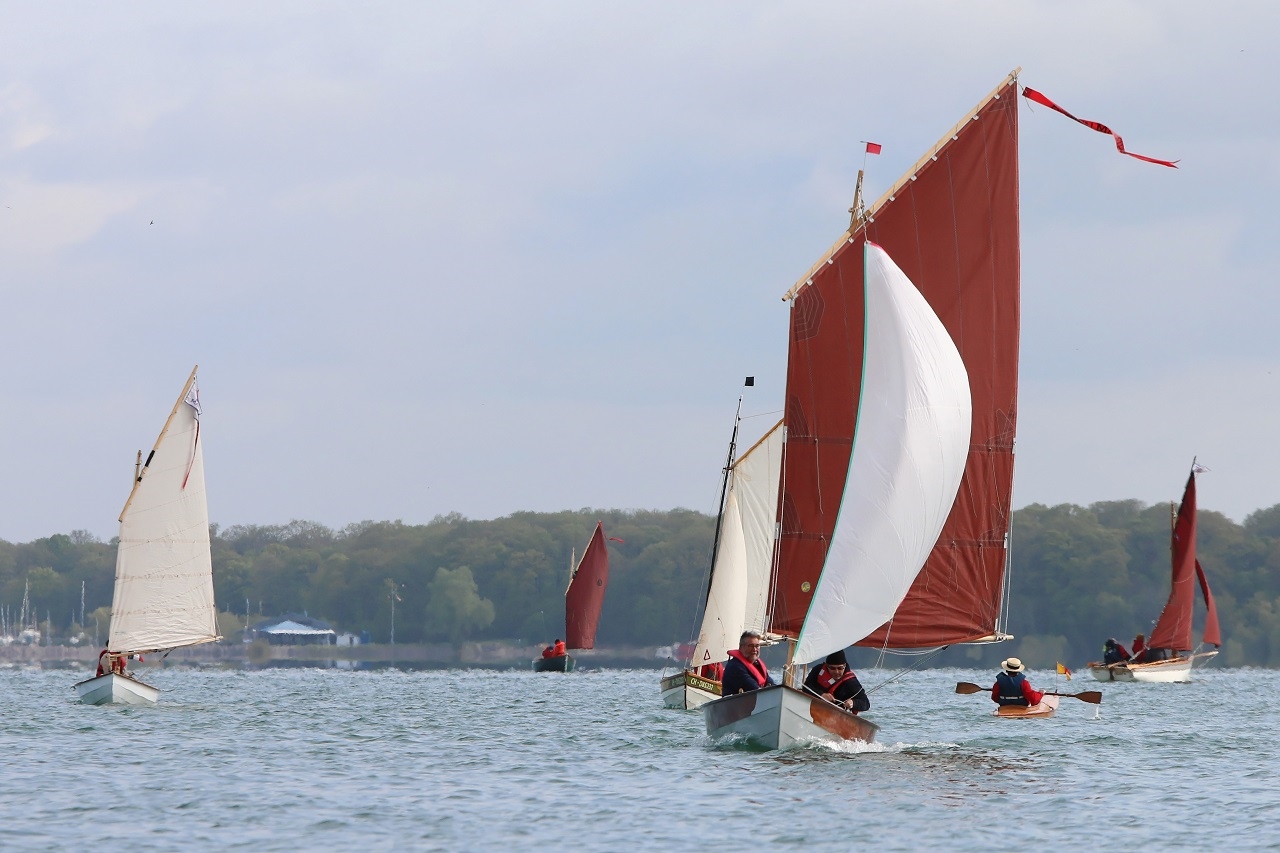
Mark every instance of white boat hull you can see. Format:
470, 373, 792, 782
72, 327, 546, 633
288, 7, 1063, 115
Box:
1087, 651, 1217, 684
74, 672, 159, 706
660, 670, 721, 709
703, 684, 879, 749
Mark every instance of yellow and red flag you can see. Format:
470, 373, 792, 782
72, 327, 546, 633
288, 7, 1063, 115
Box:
1056, 662, 1072, 680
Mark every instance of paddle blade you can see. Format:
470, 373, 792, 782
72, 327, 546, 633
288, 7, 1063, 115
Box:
955, 681, 985, 695
1074, 691, 1103, 704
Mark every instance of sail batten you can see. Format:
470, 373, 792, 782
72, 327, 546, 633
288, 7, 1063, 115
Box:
109, 368, 219, 655
770, 76, 1021, 655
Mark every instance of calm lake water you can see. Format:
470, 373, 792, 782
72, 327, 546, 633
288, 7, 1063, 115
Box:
2, 662, 1273, 851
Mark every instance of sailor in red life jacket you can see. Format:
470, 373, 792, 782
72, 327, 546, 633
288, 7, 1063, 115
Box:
991, 657, 1044, 707
802, 650, 870, 714
552, 639, 566, 657
1129, 632, 1147, 663
722, 630, 775, 695
698, 660, 725, 681
96, 649, 127, 677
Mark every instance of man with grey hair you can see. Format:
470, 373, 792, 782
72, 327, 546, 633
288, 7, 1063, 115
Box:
721, 630, 775, 695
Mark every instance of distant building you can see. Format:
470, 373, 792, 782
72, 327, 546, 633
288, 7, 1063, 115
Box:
247, 613, 337, 646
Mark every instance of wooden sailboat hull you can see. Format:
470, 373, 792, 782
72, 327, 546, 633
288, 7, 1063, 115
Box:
73, 672, 159, 706
1087, 651, 1217, 683
703, 684, 878, 749
533, 654, 574, 673
992, 695, 1059, 719
660, 670, 721, 709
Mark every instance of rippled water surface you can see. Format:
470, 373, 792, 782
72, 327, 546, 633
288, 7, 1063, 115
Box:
2, 664, 1274, 851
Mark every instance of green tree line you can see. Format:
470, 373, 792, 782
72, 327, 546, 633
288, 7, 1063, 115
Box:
2, 501, 1278, 666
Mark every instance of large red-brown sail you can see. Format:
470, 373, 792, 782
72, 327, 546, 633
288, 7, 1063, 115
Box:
1195, 559, 1221, 648
770, 74, 1020, 647
565, 522, 610, 650
1149, 473, 1200, 652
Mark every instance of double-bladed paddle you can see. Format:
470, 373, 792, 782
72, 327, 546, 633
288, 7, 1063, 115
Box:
954, 681, 1102, 704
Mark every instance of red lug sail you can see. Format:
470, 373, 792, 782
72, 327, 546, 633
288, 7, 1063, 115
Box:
1149, 472, 1199, 653
769, 74, 1021, 648
565, 522, 610, 650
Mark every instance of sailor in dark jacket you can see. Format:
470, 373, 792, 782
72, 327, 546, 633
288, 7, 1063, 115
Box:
721, 630, 775, 695
803, 650, 870, 714
991, 657, 1044, 707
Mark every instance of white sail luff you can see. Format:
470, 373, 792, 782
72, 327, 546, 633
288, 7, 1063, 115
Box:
735, 422, 783, 634
793, 243, 972, 663
691, 489, 750, 666
108, 372, 218, 654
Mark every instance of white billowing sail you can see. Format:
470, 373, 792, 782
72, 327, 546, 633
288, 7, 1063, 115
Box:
109, 369, 219, 654
691, 421, 783, 666
793, 243, 971, 664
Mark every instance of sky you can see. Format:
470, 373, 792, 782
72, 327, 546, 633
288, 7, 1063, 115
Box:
1, 2, 1277, 543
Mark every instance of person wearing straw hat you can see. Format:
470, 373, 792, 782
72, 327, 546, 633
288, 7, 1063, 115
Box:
991, 657, 1044, 708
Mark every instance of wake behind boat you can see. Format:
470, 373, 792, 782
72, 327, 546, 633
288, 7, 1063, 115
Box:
74, 366, 220, 706
1088, 464, 1221, 683
707, 71, 1023, 749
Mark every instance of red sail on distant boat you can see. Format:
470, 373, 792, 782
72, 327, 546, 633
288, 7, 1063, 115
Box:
565, 522, 610, 650
1088, 465, 1220, 683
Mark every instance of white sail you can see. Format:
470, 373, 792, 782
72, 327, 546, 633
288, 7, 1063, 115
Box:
108, 369, 219, 654
793, 243, 971, 664
691, 421, 783, 666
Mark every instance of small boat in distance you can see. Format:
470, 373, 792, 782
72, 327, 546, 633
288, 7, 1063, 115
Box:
533, 522, 611, 673
74, 366, 220, 706
1088, 464, 1221, 683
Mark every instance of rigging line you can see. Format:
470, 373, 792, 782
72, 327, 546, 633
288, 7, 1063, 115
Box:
864, 645, 949, 695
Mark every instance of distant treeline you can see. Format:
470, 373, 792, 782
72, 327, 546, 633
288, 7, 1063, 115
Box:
2, 500, 1279, 668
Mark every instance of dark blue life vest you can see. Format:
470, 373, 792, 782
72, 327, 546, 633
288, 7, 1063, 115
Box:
995, 671, 1030, 706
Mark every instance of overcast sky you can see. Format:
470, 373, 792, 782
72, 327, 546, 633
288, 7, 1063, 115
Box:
1, 2, 1276, 543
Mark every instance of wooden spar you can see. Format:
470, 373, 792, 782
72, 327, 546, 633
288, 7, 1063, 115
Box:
118, 364, 199, 522
782, 67, 1022, 302
847, 168, 865, 230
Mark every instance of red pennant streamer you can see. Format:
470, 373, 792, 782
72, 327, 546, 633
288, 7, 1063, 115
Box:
1023, 87, 1178, 168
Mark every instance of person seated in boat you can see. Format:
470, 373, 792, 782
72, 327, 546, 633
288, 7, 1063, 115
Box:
991, 657, 1044, 707
1102, 638, 1130, 665
95, 649, 126, 677
552, 638, 566, 657
722, 630, 774, 695
1129, 633, 1147, 662
698, 660, 725, 681
540, 644, 555, 659
803, 650, 869, 714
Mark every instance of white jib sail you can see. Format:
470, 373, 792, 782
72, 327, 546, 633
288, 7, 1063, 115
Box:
793, 243, 972, 664
691, 421, 784, 666
109, 370, 219, 654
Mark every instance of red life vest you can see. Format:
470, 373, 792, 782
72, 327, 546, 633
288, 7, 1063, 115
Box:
698, 662, 724, 681
726, 650, 768, 686
815, 665, 856, 695
552, 641, 566, 656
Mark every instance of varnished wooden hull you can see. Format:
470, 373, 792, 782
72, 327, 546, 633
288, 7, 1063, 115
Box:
992, 695, 1059, 718
660, 670, 721, 709
703, 684, 878, 749
533, 654, 574, 673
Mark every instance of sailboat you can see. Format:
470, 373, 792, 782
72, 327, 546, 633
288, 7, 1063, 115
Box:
74, 366, 220, 705
660, 416, 783, 709
704, 72, 1022, 749
533, 522, 611, 673
1087, 465, 1221, 683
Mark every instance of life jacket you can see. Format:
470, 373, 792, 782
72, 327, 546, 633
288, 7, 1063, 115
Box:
995, 671, 1030, 706
815, 666, 856, 695
698, 662, 724, 681
552, 641, 566, 656
541, 647, 555, 659
726, 650, 768, 687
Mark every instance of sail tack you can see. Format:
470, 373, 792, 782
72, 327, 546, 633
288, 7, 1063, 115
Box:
109, 370, 219, 654
565, 522, 610, 650
792, 244, 971, 664
691, 421, 783, 666
771, 75, 1021, 651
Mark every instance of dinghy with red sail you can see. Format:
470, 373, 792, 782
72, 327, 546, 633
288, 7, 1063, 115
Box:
534, 522, 611, 673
